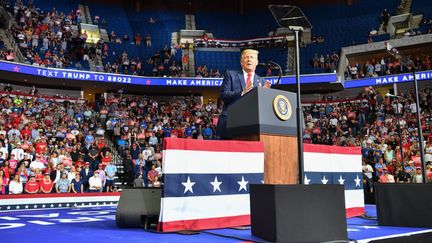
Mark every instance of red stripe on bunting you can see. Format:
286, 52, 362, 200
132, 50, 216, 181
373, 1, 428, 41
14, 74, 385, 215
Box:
346, 207, 365, 218
304, 144, 361, 155
160, 214, 250, 232
1, 192, 121, 199
164, 138, 264, 153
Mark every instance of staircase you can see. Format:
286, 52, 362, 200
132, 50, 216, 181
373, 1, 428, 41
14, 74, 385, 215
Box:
185, 14, 196, 30
84, 5, 93, 25
0, 28, 24, 63
78, 4, 93, 24
183, 14, 197, 76
88, 55, 97, 71
397, 0, 412, 15
100, 29, 109, 42
103, 133, 126, 190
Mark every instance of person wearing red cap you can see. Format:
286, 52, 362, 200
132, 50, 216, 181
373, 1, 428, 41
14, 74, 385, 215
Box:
79, 162, 93, 192
89, 170, 102, 192
379, 168, 395, 183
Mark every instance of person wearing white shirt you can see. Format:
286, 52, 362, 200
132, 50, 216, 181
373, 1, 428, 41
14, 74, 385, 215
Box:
30, 160, 46, 172
89, 171, 103, 192
409, 102, 417, 114
330, 117, 339, 126
9, 174, 23, 194
0, 143, 8, 160
11, 143, 25, 161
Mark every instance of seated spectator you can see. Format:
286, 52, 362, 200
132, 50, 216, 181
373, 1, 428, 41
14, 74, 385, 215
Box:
412, 168, 423, 183
71, 173, 84, 193
133, 173, 145, 187
89, 170, 102, 192
379, 168, 395, 183
25, 175, 39, 194
152, 176, 162, 188
95, 164, 107, 189
56, 172, 71, 193
9, 174, 23, 194
40, 173, 54, 193
147, 164, 159, 186
68, 166, 77, 182
0, 169, 9, 194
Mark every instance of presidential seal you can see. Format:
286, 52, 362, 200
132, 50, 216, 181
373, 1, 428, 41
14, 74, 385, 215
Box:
273, 95, 292, 121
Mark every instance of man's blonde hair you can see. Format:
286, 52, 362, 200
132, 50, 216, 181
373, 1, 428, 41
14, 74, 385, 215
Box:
241, 49, 259, 57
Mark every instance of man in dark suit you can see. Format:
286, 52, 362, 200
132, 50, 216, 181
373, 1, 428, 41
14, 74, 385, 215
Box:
80, 162, 94, 192
217, 49, 271, 139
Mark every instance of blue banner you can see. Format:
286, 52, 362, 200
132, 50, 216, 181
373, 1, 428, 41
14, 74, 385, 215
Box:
345, 70, 432, 88
0, 61, 336, 87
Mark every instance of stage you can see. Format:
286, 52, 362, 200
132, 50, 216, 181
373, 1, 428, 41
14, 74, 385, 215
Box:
0, 204, 431, 242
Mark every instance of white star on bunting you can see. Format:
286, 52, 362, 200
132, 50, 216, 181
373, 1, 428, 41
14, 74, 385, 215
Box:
237, 176, 248, 192
354, 175, 361, 187
210, 176, 222, 192
321, 175, 328, 184
338, 175, 345, 185
304, 175, 311, 185
182, 176, 196, 193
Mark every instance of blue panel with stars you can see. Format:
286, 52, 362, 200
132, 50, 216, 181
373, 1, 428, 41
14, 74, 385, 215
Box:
163, 173, 264, 197
304, 172, 363, 190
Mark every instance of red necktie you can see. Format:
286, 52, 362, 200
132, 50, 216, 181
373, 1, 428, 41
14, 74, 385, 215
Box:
246, 72, 252, 88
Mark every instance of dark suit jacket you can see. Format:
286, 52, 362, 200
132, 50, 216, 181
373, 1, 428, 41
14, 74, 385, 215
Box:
216, 70, 266, 139
80, 168, 94, 184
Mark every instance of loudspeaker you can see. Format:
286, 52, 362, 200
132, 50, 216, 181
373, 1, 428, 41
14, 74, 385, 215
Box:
116, 188, 162, 228
375, 183, 432, 228
250, 184, 348, 243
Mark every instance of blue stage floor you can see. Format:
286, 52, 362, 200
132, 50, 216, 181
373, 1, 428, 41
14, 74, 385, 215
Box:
1, 205, 431, 243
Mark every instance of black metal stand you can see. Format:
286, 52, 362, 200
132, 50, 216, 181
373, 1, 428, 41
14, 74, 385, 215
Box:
412, 70, 427, 182
293, 29, 304, 184
396, 104, 404, 163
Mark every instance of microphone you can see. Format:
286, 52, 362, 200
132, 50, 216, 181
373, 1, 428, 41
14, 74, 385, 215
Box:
258, 62, 272, 67
259, 61, 283, 85
268, 61, 280, 68
258, 62, 281, 69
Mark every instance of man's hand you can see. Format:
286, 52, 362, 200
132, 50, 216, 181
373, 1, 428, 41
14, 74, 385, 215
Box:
264, 80, 272, 88
241, 83, 253, 96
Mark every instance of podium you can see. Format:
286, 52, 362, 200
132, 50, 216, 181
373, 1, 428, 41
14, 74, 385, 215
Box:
227, 87, 298, 184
